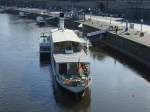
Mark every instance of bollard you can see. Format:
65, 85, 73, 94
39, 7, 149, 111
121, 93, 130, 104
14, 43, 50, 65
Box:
140, 32, 144, 37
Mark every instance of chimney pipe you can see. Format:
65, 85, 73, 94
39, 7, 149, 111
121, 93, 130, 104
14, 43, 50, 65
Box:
59, 13, 64, 30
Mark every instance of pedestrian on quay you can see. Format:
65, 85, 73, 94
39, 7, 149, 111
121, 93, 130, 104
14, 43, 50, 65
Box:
115, 26, 118, 34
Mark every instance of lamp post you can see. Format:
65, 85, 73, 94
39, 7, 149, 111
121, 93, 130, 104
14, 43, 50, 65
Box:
140, 19, 143, 33
110, 15, 112, 25
83, 12, 85, 21
125, 20, 128, 32
89, 8, 91, 21
140, 19, 144, 37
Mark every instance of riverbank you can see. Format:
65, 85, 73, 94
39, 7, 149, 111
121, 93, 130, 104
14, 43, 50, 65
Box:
3, 7, 150, 68
80, 17, 150, 68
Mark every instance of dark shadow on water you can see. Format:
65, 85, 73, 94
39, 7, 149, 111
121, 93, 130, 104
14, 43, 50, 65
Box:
39, 59, 50, 68
53, 80, 91, 109
39, 54, 51, 67
89, 47, 107, 61
40, 53, 50, 62
11, 20, 35, 25
40, 60, 50, 67
10, 17, 35, 24
90, 45, 150, 83
36, 23, 52, 28
49, 69, 91, 110
7, 14, 35, 24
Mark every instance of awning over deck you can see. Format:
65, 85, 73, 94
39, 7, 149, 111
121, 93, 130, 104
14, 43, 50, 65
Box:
53, 50, 89, 63
51, 29, 81, 43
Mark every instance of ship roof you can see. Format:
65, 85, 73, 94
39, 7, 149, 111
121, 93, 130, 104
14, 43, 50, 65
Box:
53, 50, 89, 63
51, 29, 81, 43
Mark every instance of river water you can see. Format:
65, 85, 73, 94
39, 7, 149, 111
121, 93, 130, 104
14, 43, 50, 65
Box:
0, 14, 150, 112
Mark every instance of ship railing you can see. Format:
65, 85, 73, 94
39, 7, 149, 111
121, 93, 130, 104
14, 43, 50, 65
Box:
57, 73, 91, 87
40, 36, 50, 44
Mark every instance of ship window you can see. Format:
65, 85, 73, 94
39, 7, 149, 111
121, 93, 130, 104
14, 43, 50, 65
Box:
59, 63, 67, 75
65, 42, 72, 50
68, 63, 78, 75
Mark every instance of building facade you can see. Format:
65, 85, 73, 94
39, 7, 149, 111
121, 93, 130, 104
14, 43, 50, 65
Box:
47, 0, 150, 21
1, 0, 150, 21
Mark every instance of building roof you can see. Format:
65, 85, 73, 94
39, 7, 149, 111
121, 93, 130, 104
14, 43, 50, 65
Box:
53, 50, 89, 63
51, 29, 81, 43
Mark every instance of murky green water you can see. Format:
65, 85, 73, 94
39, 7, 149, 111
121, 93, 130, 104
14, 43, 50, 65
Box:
0, 14, 150, 112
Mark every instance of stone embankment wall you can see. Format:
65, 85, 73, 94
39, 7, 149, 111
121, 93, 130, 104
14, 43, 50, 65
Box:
82, 24, 150, 68
101, 32, 150, 68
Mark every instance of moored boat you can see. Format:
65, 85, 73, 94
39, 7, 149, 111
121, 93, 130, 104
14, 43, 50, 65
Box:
50, 13, 91, 93
39, 32, 51, 60
19, 11, 27, 17
36, 16, 46, 26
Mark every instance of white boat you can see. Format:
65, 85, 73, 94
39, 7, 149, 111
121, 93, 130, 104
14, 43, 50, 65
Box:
36, 16, 46, 26
40, 32, 51, 53
19, 12, 26, 17
50, 13, 91, 93
39, 32, 51, 60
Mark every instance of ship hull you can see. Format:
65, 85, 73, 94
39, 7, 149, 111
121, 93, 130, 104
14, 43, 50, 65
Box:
51, 60, 91, 94
56, 76, 89, 93
37, 21, 46, 26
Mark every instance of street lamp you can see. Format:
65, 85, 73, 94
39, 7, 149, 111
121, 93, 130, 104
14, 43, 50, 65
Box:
83, 12, 85, 21
125, 20, 128, 32
140, 19, 143, 33
140, 19, 144, 37
110, 15, 112, 24
88, 8, 92, 21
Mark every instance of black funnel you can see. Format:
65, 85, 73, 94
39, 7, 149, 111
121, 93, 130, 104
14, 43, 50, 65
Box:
60, 13, 64, 18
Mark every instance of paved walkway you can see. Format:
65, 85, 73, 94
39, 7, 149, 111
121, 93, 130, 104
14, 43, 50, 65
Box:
86, 15, 150, 33
10, 7, 60, 17
81, 16, 150, 47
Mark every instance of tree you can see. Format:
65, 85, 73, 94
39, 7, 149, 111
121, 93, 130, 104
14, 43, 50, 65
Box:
97, 2, 105, 12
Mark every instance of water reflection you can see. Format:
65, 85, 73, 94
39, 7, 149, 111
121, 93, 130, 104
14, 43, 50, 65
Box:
8, 14, 35, 25
52, 77, 91, 111
1, 13, 150, 112
39, 55, 50, 67
89, 47, 107, 61
40, 60, 50, 67
90, 45, 150, 83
